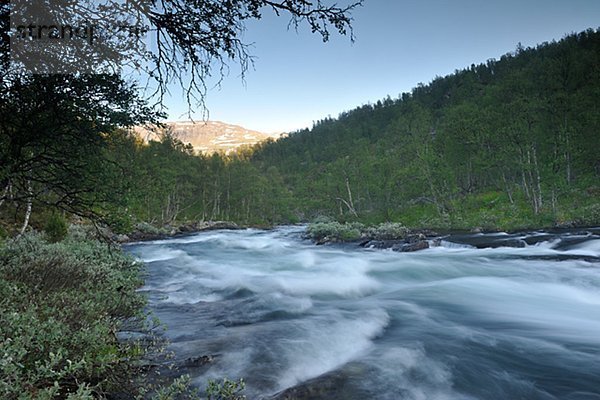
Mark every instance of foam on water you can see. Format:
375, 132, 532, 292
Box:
135, 246, 188, 262
126, 226, 600, 399
276, 309, 390, 389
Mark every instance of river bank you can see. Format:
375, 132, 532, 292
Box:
113, 217, 600, 254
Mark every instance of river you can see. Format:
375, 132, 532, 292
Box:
125, 226, 600, 400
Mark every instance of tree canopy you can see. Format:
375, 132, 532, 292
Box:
0, 0, 362, 233
3, 0, 362, 109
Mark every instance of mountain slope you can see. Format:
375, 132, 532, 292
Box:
136, 120, 276, 153
249, 29, 600, 227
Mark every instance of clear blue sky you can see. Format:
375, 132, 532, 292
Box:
162, 0, 600, 133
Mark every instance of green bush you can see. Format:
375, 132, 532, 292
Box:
44, 213, 69, 243
135, 221, 169, 236
0, 232, 146, 399
305, 222, 361, 242
576, 203, 600, 226
104, 209, 134, 234
311, 215, 334, 224
365, 222, 409, 240
206, 378, 246, 400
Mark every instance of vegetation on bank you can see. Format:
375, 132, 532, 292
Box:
305, 220, 411, 243
0, 228, 246, 399
0, 228, 147, 399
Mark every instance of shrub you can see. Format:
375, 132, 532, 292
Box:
311, 215, 334, 224
44, 213, 69, 243
135, 221, 168, 236
365, 222, 409, 240
104, 209, 134, 234
577, 203, 600, 226
305, 222, 361, 242
0, 232, 146, 399
206, 378, 246, 400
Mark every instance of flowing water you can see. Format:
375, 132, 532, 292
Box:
125, 226, 600, 400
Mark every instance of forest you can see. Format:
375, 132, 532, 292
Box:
2, 29, 600, 237
250, 28, 600, 229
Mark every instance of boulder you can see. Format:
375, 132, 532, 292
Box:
393, 240, 430, 252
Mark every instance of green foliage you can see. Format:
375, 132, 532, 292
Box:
44, 213, 69, 243
306, 221, 412, 242
104, 209, 134, 234
305, 222, 362, 242
0, 232, 146, 399
206, 378, 246, 400
574, 203, 600, 226
0, 75, 160, 226
311, 215, 335, 224
365, 222, 409, 240
246, 29, 600, 229
135, 221, 169, 236
150, 375, 201, 400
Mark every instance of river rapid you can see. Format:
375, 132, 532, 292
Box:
125, 226, 600, 400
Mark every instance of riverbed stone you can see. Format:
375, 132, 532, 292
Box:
393, 240, 430, 252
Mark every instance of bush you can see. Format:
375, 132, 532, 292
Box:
576, 203, 600, 226
365, 222, 409, 240
305, 222, 361, 242
0, 225, 7, 241
311, 215, 334, 224
104, 209, 134, 234
206, 378, 246, 400
44, 213, 69, 243
0, 232, 146, 399
135, 221, 169, 236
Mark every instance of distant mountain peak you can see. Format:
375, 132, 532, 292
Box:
134, 120, 280, 154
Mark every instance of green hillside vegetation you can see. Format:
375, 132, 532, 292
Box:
97, 28, 599, 232
2, 30, 599, 235
55, 28, 598, 233
250, 28, 600, 230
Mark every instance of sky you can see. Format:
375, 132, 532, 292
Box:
162, 0, 600, 134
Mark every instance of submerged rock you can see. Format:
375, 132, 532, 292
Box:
269, 363, 372, 400
393, 240, 430, 252
181, 354, 217, 368
360, 239, 405, 249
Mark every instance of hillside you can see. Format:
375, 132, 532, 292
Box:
9, 29, 596, 231
247, 29, 600, 228
95, 29, 600, 229
135, 120, 278, 154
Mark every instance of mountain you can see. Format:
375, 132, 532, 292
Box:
135, 120, 278, 153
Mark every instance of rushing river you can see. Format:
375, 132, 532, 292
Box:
125, 226, 600, 400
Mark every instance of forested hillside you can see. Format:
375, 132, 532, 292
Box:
2, 29, 599, 235
248, 28, 600, 229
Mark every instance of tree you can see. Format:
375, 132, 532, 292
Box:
1, 0, 363, 231
0, 73, 160, 232
3, 0, 363, 112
